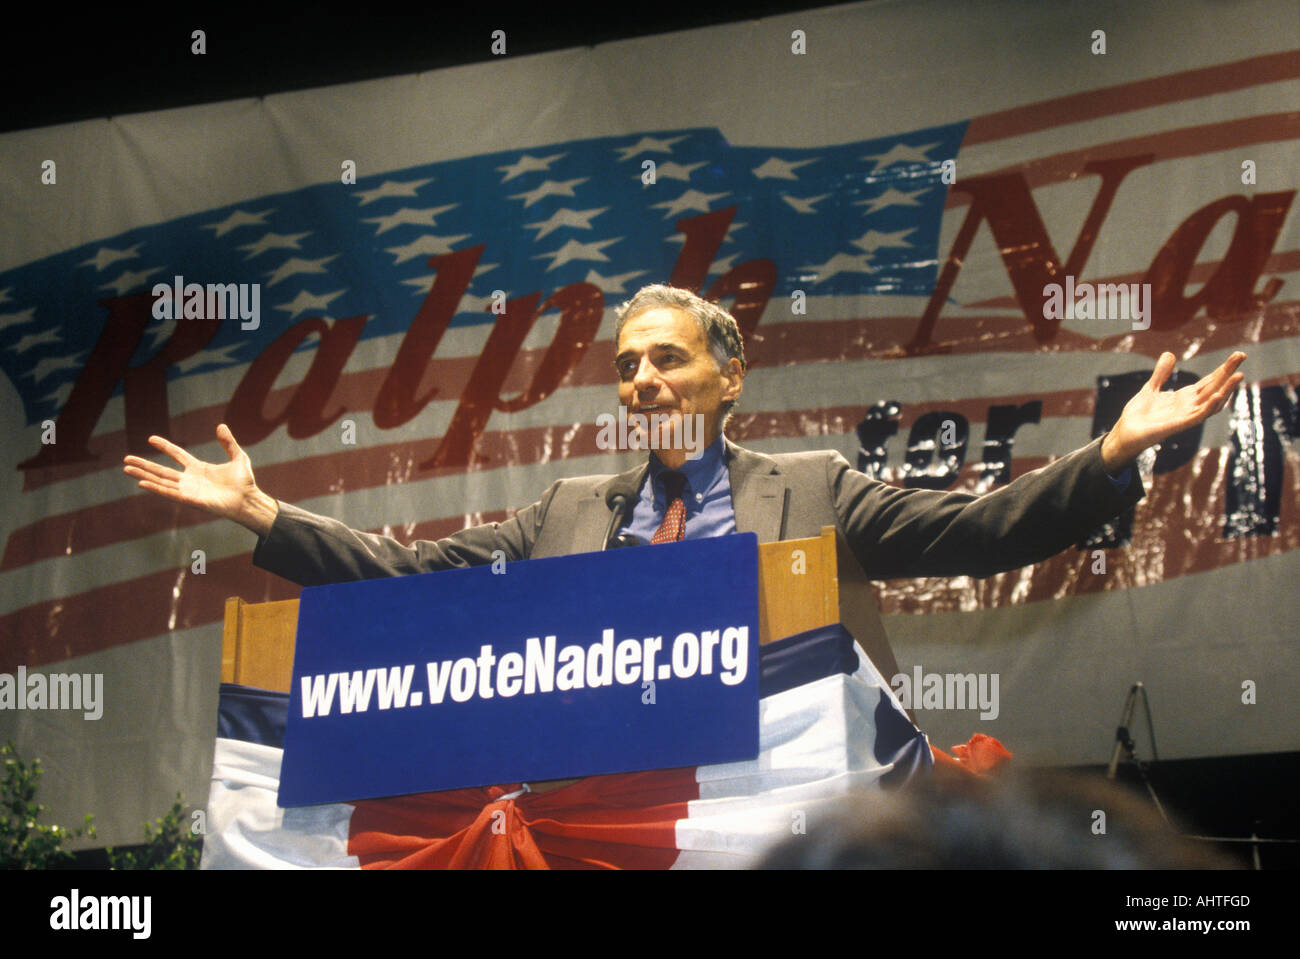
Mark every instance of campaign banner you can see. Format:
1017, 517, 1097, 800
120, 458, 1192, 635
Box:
279, 534, 760, 804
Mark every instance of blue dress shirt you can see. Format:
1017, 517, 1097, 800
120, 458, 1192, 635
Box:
621, 437, 736, 544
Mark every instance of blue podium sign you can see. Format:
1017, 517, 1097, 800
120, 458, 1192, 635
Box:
278, 534, 760, 806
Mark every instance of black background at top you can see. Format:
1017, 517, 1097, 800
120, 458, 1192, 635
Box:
3, 1, 851, 133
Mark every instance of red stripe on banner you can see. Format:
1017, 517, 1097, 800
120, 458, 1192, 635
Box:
9, 425, 554, 568
963, 50, 1300, 146
347, 767, 700, 869
1010, 112, 1298, 192
887, 305, 1300, 381
952, 112, 1300, 205
16, 290, 1300, 506
5, 389, 1103, 570
965, 251, 1300, 309
0, 510, 506, 672
750, 304, 1300, 366
20, 348, 544, 492
0, 553, 294, 673
18, 350, 1295, 577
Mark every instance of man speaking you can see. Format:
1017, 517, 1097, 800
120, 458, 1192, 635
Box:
123, 284, 1245, 590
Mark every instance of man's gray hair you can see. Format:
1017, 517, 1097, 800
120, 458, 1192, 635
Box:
614, 284, 747, 427
614, 284, 747, 372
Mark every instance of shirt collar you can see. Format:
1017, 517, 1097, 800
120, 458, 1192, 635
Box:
648, 435, 727, 497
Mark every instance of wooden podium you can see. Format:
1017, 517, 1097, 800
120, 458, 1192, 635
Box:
222, 525, 900, 696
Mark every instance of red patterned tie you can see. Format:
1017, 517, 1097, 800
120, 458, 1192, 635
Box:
650, 471, 688, 544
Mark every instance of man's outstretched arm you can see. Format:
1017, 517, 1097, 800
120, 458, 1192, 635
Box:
123, 423, 546, 585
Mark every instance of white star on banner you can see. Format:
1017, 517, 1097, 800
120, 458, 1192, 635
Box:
651, 189, 728, 218
582, 269, 648, 294
78, 244, 141, 271
861, 142, 941, 167
614, 135, 688, 162
354, 179, 433, 205
385, 235, 472, 265
498, 153, 566, 182
26, 351, 86, 383
13, 328, 61, 353
0, 307, 37, 332
510, 178, 589, 208
752, 157, 817, 180
239, 232, 311, 259
656, 161, 706, 182
276, 288, 346, 319
782, 194, 830, 214
100, 267, 163, 296
364, 206, 457, 235
534, 237, 620, 271
265, 255, 337, 286
525, 207, 609, 240
203, 210, 273, 238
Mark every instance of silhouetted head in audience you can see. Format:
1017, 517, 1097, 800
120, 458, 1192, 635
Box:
756, 769, 1237, 869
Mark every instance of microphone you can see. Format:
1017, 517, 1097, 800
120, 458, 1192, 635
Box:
602, 478, 640, 551
1106, 682, 1142, 780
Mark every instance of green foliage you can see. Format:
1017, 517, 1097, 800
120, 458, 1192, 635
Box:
106, 795, 203, 870
2, 741, 201, 870
0, 740, 95, 869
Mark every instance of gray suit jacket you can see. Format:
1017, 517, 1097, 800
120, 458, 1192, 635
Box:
253, 436, 1143, 587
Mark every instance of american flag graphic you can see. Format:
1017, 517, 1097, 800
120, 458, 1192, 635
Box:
0, 3, 1297, 846
0, 121, 967, 670
2, 124, 964, 424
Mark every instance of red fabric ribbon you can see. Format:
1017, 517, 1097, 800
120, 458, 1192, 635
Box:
931, 733, 1013, 778
348, 767, 700, 869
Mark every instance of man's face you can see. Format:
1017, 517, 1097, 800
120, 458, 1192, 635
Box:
614, 307, 743, 467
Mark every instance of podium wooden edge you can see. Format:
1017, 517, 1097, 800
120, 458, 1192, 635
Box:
220, 596, 300, 691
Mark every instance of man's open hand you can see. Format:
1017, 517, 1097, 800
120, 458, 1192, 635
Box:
122, 424, 278, 536
1101, 351, 1246, 473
